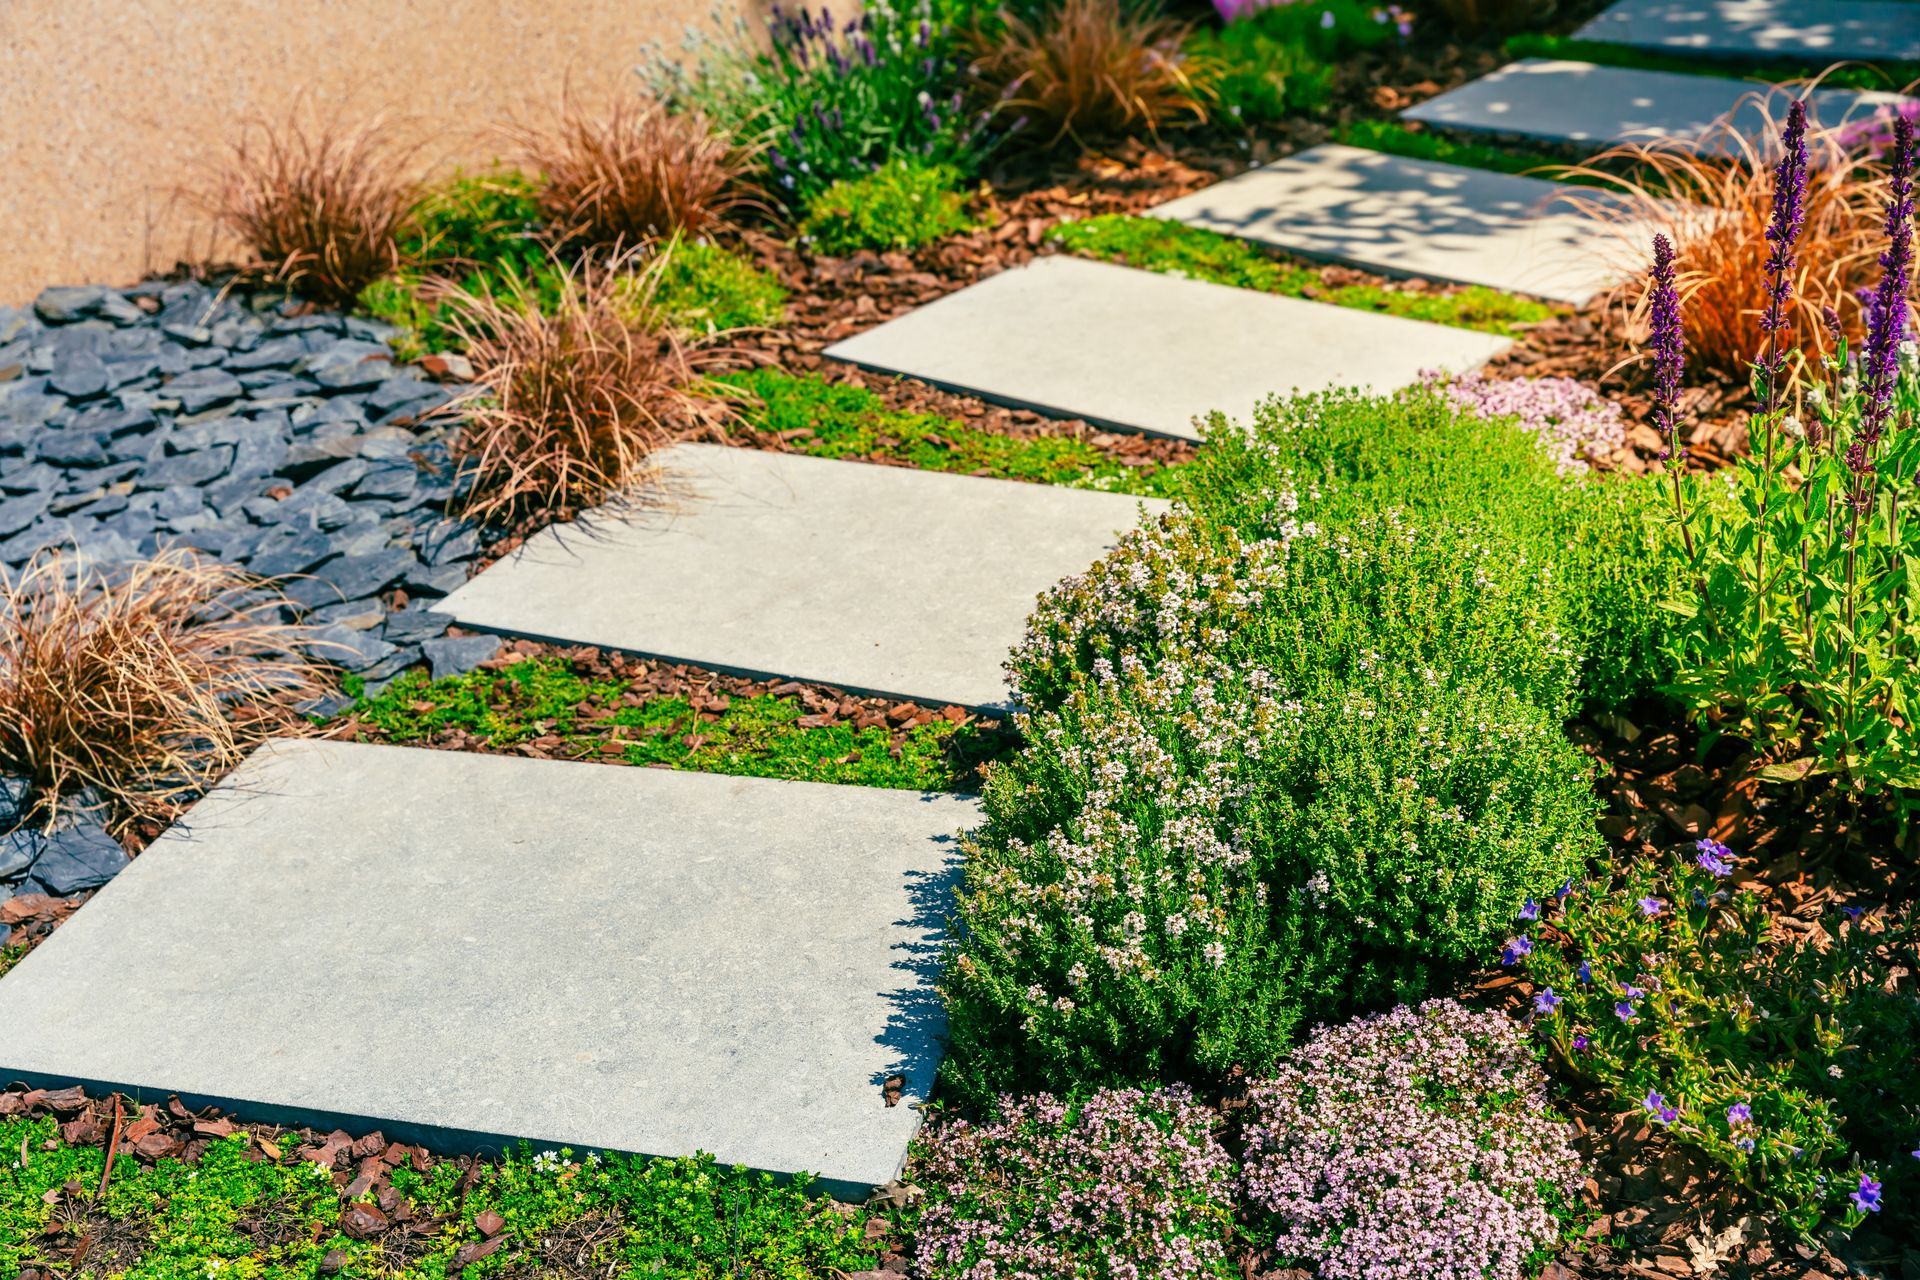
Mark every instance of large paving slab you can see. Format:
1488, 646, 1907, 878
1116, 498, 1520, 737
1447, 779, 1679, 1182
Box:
823, 256, 1509, 440
1576, 0, 1920, 64
434, 442, 1170, 711
0, 738, 978, 1198
1402, 59, 1912, 154
1144, 143, 1656, 305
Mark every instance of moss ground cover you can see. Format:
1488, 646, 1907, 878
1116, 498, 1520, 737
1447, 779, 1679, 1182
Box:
0, 1112, 880, 1279
337, 656, 1013, 793
1044, 214, 1560, 336
722, 367, 1188, 494
1333, 120, 1611, 184
0, 945, 22, 981
1504, 33, 1920, 92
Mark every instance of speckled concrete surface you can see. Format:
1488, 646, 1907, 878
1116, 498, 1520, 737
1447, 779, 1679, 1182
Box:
0, 0, 752, 304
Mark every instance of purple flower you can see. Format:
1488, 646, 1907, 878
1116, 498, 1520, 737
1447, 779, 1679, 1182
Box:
1756, 99, 1810, 412
1555, 878, 1576, 901
1643, 1090, 1678, 1124
1852, 114, 1915, 492
1320, 9, 1335, 27
1647, 234, 1687, 462
1841, 904, 1866, 921
1500, 935, 1534, 966
1573, 1033, 1591, 1051
1518, 898, 1541, 922
1638, 896, 1666, 917
1736, 1136, 1756, 1153
1695, 839, 1735, 876
1620, 982, 1646, 999
1853, 1173, 1883, 1213
1534, 987, 1562, 1015
1576, 959, 1593, 984
1727, 1102, 1752, 1126
1616, 1001, 1638, 1023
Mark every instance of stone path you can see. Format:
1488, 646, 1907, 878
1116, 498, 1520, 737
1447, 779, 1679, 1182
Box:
1576, 0, 1920, 64
824, 256, 1510, 440
1403, 59, 1910, 153
1144, 144, 1654, 305
0, 738, 976, 1198
435, 442, 1169, 710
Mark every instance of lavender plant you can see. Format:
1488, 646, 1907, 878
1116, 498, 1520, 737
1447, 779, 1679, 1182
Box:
639, 0, 988, 211
1516, 846, 1920, 1236
1657, 106, 1920, 817
1240, 999, 1584, 1280
910, 1085, 1238, 1280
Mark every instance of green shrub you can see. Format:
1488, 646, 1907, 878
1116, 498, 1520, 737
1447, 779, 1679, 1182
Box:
800, 161, 973, 254
1188, 0, 1400, 125
1519, 844, 1920, 1237
651, 240, 787, 332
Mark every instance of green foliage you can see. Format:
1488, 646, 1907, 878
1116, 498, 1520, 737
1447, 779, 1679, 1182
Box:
1188, 0, 1400, 124
1334, 119, 1595, 181
800, 161, 974, 254
0, 945, 21, 981
650, 240, 788, 332
1660, 341, 1920, 808
721, 366, 1185, 494
342, 657, 1009, 792
1505, 33, 1920, 92
939, 387, 1664, 1104
0, 1119, 880, 1278
641, 0, 987, 211
1045, 215, 1559, 336
1520, 851, 1920, 1237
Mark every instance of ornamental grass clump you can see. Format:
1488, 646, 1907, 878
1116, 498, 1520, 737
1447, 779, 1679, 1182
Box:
1654, 105, 1920, 816
1517, 846, 1920, 1236
0, 553, 328, 829
911, 1085, 1237, 1280
1241, 998, 1584, 1280
1423, 371, 1626, 475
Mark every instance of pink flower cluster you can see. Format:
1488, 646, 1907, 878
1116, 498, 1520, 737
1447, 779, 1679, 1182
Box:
913, 1085, 1238, 1280
1425, 371, 1626, 475
1240, 998, 1584, 1280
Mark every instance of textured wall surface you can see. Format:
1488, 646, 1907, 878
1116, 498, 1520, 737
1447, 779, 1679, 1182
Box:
0, 0, 748, 304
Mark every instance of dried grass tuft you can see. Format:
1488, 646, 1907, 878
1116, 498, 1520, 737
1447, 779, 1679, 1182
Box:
512, 95, 744, 251
432, 251, 735, 526
970, 0, 1209, 150
201, 110, 422, 309
0, 552, 332, 829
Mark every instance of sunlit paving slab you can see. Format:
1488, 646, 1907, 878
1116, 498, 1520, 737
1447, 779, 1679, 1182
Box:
0, 738, 978, 1199
1576, 0, 1920, 64
1403, 59, 1912, 154
821, 256, 1510, 440
1144, 143, 1656, 306
435, 442, 1170, 710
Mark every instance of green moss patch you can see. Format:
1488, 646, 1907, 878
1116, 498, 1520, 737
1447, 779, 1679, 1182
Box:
1505, 33, 1920, 91
800, 161, 975, 255
722, 367, 1188, 495
338, 656, 1012, 793
1045, 214, 1560, 336
652, 241, 789, 333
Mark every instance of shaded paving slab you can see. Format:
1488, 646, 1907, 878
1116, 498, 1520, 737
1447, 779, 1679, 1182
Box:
823, 256, 1509, 440
1144, 143, 1657, 305
435, 443, 1170, 711
1576, 0, 1920, 64
0, 738, 978, 1199
1403, 59, 1911, 154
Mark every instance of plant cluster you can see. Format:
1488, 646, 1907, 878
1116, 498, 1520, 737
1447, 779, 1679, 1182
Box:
912, 1085, 1238, 1279
1189, 0, 1409, 125
1241, 998, 1584, 1280
1654, 105, 1920, 814
940, 386, 1667, 1103
1517, 843, 1920, 1235
1424, 370, 1627, 474
799, 160, 975, 254
651, 238, 790, 331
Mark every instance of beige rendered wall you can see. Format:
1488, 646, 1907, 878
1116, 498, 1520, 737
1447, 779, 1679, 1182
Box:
0, 0, 762, 306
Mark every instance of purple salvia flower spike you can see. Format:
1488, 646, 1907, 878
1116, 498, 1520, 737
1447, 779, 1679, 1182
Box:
1859, 114, 1916, 465
1757, 99, 1810, 414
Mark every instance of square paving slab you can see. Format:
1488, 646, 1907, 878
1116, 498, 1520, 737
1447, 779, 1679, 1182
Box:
1403, 59, 1911, 154
0, 738, 978, 1198
823, 256, 1509, 439
1576, 0, 1920, 64
1144, 143, 1655, 305
434, 442, 1170, 711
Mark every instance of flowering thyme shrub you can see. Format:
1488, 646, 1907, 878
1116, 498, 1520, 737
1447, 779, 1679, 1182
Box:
640, 0, 986, 211
1423, 370, 1627, 476
941, 505, 1599, 1101
1241, 999, 1583, 1280
911, 1086, 1237, 1280
1518, 845, 1920, 1236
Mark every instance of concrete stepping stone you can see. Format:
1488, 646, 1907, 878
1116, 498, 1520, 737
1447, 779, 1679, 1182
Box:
1144, 143, 1657, 305
0, 738, 977, 1198
823, 256, 1509, 440
435, 443, 1171, 711
1576, 0, 1920, 64
1402, 59, 1911, 155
